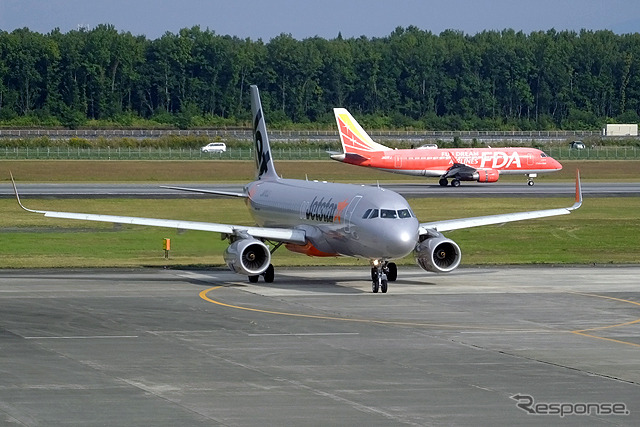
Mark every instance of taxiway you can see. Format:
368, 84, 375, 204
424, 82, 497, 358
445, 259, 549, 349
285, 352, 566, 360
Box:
1, 266, 639, 425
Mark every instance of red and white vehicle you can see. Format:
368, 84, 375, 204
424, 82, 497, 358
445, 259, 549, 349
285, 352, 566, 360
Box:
331, 109, 563, 187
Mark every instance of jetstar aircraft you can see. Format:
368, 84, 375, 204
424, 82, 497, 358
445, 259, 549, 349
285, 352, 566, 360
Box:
331, 108, 563, 186
11, 86, 582, 293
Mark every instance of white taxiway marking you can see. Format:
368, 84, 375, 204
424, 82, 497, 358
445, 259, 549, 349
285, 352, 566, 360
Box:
23, 335, 139, 340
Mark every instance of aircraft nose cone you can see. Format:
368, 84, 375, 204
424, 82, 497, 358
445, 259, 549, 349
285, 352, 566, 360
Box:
553, 158, 563, 171
382, 221, 419, 258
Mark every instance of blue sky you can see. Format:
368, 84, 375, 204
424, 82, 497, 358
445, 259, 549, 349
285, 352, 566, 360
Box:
1, 0, 639, 39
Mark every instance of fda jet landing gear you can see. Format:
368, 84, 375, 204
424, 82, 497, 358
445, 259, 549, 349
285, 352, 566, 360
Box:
526, 173, 537, 186
439, 177, 461, 187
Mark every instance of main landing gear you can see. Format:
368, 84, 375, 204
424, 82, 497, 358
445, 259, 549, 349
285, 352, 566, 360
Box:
439, 177, 461, 187
248, 264, 275, 283
370, 261, 397, 293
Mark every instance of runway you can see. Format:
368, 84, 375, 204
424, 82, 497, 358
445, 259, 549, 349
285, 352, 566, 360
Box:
1, 266, 639, 426
1, 181, 640, 198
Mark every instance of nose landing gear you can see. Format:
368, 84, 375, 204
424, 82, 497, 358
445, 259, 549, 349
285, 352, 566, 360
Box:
527, 173, 537, 186
370, 261, 397, 293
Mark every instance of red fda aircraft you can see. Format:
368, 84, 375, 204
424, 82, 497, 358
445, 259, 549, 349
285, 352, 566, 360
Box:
331, 108, 563, 187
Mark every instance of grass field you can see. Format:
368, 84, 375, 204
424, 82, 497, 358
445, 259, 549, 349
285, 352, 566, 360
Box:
1, 196, 638, 269
1, 158, 638, 269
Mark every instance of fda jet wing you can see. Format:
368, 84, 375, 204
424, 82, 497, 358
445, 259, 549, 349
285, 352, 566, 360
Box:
10, 174, 305, 244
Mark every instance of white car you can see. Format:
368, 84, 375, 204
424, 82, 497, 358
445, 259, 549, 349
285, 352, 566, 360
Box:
201, 142, 227, 153
569, 141, 585, 150
417, 143, 438, 149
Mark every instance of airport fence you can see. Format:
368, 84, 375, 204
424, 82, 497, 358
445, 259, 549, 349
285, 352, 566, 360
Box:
1, 145, 639, 160
544, 146, 640, 160
0, 146, 330, 161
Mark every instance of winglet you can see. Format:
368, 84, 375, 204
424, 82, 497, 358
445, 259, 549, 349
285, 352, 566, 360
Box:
569, 169, 582, 211
10, 172, 40, 213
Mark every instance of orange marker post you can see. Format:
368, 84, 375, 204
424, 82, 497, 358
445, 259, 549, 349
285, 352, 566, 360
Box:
163, 238, 171, 259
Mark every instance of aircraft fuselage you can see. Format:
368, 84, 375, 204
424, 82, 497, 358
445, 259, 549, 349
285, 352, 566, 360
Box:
245, 178, 419, 260
340, 147, 562, 178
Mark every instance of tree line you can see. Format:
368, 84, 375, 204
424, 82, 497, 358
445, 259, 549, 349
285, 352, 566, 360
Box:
1, 25, 639, 130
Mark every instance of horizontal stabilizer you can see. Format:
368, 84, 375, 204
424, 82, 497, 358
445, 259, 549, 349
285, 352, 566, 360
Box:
330, 152, 370, 163
160, 185, 247, 198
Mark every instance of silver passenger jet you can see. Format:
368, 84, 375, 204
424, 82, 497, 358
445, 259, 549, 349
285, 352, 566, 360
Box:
12, 86, 583, 293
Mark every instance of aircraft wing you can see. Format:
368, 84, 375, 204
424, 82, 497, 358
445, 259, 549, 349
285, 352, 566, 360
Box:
420, 171, 582, 234
10, 175, 306, 244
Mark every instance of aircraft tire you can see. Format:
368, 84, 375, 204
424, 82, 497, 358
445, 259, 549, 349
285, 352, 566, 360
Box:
381, 279, 388, 293
451, 179, 461, 187
439, 178, 448, 186
386, 262, 397, 281
372, 280, 379, 293
263, 264, 275, 283
249, 275, 259, 283
528, 180, 535, 186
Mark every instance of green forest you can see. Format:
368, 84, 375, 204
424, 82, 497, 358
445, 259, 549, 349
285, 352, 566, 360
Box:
1, 24, 639, 130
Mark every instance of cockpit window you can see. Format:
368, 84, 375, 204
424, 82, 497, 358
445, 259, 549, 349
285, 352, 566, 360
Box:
380, 209, 397, 219
540, 153, 547, 158
363, 208, 413, 219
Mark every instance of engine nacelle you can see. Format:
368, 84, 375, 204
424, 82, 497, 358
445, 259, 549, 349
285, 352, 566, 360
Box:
475, 169, 500, 183
224, 238, 271, 276
415, 236, 461, 273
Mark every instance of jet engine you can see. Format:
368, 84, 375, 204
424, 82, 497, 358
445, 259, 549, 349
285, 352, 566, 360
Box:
444, 164, 500, 183
223, 238, 271, 276
415, 236, 461, 273
475, 169, 499, 183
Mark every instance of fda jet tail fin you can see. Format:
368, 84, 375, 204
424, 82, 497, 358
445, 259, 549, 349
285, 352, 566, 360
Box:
333, 108, 391, 155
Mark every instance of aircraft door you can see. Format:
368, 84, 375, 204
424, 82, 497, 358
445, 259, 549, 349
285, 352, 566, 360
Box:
526, 153, 534, 166
344, 195, 362, 233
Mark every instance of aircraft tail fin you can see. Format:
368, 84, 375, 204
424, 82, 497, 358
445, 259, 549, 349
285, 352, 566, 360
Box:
333, 108, 391, 156
250, 85, 278, 181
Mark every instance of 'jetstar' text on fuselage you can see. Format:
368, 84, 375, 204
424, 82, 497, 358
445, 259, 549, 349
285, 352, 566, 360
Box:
306, 196, 347, 223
